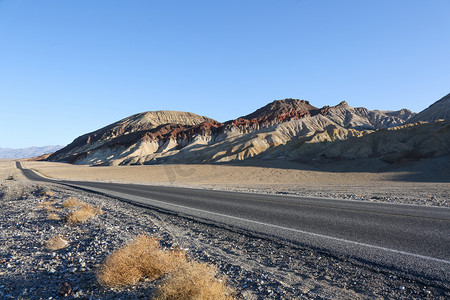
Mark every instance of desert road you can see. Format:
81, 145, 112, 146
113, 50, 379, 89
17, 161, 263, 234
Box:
17, 162, 450, 283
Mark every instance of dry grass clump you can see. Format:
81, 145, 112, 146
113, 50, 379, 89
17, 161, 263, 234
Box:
38, 200, 58, 212
41, 190, 54, 198
47, 212, 61, 220
45, 235, 69, 250
62, 197, 81, 208
97, 235, 186, 288
65, 203, 100, 224
153, 261, 235, 300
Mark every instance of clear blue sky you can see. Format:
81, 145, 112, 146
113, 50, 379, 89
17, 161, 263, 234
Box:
1, 0, 449, 148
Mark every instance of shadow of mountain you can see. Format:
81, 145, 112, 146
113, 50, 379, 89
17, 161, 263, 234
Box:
204, 155, 450, 183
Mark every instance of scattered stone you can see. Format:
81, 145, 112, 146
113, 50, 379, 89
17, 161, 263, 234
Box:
59, 282, 72, 297
1, 179, 448, 299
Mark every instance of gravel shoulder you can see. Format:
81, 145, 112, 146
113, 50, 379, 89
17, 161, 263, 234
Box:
1, 164, 449, 299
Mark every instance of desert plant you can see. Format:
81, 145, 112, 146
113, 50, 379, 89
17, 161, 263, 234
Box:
62, 197, 81, 208
65, 203, 98, 224
97, 235, 186, 288
43, 191, 54, 197
45, 235, 69, 250
38, 200, 58, 211
152, 261, 235, 300
47, 212, 61, 220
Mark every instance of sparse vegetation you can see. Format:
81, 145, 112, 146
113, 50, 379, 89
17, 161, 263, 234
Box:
65, 203, 100, 224
153, 261, 235, 300
45, 235, 69, 250
97, 235, 234, 299
47, 212, 61, 220
62, 197, 81, 208
6, 180, 234, 298
38, 200, 58, 211
43, 191, 54, 197
97, 235, 186, 288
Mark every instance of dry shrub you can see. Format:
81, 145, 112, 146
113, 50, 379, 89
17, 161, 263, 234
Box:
153, 261, 235, 300
62, 197, 81, 208
97, 235, 186, 288
45, 236, 69, 250
38, 200, 58, 211
39, 200, 56, 207
43, 191, 54, 198
65, 203, 98, 224
47, 212, 61, 220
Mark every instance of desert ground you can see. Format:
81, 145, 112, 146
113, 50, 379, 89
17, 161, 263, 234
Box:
1, 159, 449, 299
22, 158, 450, 207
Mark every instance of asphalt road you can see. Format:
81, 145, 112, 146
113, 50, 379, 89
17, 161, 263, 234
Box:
17, 162, 450, 283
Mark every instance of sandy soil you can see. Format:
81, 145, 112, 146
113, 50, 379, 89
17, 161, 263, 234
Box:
22, 158, 450, 207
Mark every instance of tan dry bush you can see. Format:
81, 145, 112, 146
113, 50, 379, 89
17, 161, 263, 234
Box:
38, 200, 58, 212
43, 191, 54, 197
45, 235, 69, 250
47, 212, 61, 220
97, 235, 186, 288
153, 261, 235, 300
62, 197, 81, 208
94, 206, 104, 215
65, 203, 98, 224
38, 200, 56, 207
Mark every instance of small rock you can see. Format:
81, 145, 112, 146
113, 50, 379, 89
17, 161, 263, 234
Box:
59, 282, 72, 297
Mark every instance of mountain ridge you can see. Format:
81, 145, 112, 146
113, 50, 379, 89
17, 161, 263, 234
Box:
408, 93, 450, 123
0, 145, 63, 159
47, 96, 433, 166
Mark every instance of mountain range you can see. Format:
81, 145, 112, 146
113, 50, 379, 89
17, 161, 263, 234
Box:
0, 145, 63, 159
48, 93, 450, 166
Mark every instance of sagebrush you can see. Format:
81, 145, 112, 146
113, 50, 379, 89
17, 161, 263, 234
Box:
97, 235, 186, 287
62, 197, 81, 208
153, 261, 235, 300
45, 235, 69, 250
65, 203, 101, 224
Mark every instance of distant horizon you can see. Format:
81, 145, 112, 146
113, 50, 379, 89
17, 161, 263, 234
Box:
0, 145, 64, 150
0, 145, 63, 158
1, 1, 449, 148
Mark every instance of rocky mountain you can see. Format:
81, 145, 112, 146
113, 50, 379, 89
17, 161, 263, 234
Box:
0, 145, 63, 159
48, 97, 428, 166
408, 93, 450, 123
48, 111, 217, 164
261, 121, 449, 163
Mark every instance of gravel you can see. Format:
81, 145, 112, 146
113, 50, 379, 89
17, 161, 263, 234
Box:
0, 179, 449, 299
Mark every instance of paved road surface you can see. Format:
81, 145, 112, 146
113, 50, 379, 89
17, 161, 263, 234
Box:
17, 162, 450, 283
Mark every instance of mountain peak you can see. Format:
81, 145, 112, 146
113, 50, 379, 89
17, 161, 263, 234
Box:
408, 93, 450, 123
120, 110, 214, 128
238, 98, 318, 122
336, 101, 349, 107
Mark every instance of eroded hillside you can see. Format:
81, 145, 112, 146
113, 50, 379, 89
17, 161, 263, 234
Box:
46, 95, 450, 166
